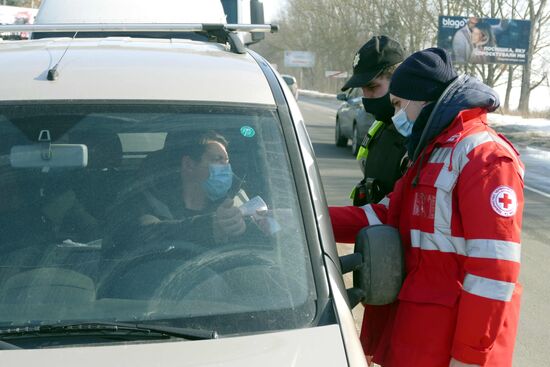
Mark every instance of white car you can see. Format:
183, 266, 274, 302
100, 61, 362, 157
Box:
0, 1, 403, 365
281, 74, 299, 99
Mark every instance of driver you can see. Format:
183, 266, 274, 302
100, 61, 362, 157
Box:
108, 130, 250, 254
136, 130, 246, 245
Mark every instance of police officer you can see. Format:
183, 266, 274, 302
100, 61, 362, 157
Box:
333, 35, 408, 365
340, 36, 408, 205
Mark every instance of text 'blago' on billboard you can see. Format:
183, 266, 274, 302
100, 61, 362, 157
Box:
437, 15, 531, 65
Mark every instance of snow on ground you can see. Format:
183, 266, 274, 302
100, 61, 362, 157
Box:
487, 113, 550, 150
488, 113, 550, 130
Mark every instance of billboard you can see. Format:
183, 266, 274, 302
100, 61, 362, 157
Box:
284, 51, 316, 68
437, 16, 531, 65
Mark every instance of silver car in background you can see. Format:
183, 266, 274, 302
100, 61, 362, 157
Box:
334, 88, 375, 156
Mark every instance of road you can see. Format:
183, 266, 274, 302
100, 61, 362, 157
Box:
297, 95, 550, 366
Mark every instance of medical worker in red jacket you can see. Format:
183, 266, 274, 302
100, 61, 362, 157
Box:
330, 48, 524, 367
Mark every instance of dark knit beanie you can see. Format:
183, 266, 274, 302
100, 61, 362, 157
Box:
389, 47, 458, 101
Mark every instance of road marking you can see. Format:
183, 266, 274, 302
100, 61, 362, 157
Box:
524, 185, 550, 199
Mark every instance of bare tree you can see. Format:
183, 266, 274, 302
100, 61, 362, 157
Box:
253, 0, 375, 92
254, 0, 437, 91
518, 0, 549, 114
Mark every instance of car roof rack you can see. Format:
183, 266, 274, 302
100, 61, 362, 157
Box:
0, 23, 279, 54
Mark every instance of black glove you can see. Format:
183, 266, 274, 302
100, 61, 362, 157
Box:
352, 178, 384, 206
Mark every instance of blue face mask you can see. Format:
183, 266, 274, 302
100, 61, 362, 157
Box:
203, 163, 233, 201
391, 101, 414, 137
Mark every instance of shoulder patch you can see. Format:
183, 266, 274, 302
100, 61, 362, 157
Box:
490, 186, 518, 217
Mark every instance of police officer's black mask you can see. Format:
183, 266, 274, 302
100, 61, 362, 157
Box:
362, 93, 395, 124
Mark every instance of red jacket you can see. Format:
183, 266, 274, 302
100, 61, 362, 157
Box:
330, 108, 524, 367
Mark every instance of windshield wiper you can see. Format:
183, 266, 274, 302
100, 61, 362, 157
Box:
0, 321, 218, 341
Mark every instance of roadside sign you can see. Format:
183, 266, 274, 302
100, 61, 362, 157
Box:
325, 70, 348, 78
284, 51, 316, 68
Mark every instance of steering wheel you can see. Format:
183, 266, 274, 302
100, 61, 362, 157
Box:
151, 247, 275, 301
97, 241, 204, 299
97, 244, 274, 301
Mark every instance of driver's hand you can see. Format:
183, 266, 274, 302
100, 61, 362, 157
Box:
213, 198, 246, 242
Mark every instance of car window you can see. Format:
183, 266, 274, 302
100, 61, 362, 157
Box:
282, 75, 295, 85
0, 102, 316, 335
351, 88, 362, 99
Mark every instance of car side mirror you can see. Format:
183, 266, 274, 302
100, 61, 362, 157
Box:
336, 93, 348, 101
339, 224, 404, 308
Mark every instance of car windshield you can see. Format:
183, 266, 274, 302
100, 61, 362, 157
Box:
0, 102, 316, 336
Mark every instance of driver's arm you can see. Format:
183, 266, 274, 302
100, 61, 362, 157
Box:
137, 198, 245, 245
137, 212, 217, 244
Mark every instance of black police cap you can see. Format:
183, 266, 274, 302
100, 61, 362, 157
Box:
342, 35, 404, 91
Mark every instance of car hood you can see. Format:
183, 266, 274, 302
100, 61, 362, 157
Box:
0, 325, 349, 367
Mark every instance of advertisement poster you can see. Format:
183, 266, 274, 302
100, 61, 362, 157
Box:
437, 16, 531, 65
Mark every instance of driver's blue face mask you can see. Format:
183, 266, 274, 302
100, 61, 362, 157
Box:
203, 163, 233, 201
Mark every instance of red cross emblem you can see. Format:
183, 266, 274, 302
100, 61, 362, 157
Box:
491, 186, 517, 217
499, 193, 513, 208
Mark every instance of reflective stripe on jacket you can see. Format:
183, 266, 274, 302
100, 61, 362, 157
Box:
329, 107, 524, 366
356, 120, 385, 161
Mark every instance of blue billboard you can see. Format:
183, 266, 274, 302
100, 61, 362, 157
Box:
437, 16, 531, 65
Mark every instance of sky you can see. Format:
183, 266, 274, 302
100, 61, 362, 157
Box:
262, 0, 285, 22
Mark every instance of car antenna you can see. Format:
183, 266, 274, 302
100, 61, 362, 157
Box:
47, 31, 79, 81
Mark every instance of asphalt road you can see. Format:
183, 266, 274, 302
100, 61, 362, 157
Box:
297, 95, 550, 366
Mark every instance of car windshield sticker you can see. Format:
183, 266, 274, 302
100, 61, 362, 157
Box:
240, 126, 255, 138
490, 186, 518, 217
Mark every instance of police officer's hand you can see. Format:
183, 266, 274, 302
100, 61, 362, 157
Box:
213, 198, 246, 242
449, 358, 480, 367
